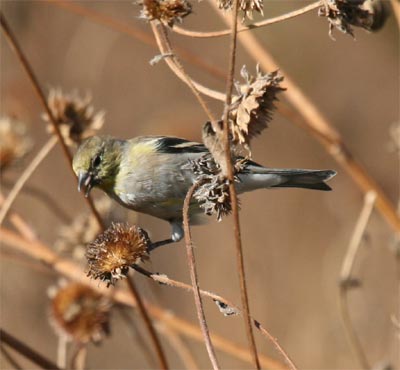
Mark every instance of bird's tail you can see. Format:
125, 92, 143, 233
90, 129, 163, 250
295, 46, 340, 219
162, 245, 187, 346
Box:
237, 166, 336, 192
268, 169, 336, 191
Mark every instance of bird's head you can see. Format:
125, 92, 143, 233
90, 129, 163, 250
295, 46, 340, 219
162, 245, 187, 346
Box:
72, 136, 123, 197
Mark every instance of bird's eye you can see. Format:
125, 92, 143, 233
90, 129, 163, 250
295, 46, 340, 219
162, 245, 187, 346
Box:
93, 155, 101, 167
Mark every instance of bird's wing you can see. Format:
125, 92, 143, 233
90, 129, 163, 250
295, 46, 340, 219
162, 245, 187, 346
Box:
152, 136, 208, 154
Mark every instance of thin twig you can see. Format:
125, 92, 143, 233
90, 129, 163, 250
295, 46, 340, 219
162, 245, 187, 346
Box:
157, 321, 200, 370
0, 136, 57, 225
0, 227, 286, 369
0, 343, 23, 370
183, 181, 220, 369
70, 343, 87, 370
1, 179, 72, 224
0, 329, 60, 370
46, 0, 226, 81
173, 1, 322, 38
339, 191, 377, 369
57, 335, 68, 370
0, 11, 104, 230
210, 1, 400, 234
150, 20, 220, 119
220, 1, 260, 368
126, 276, 169, 370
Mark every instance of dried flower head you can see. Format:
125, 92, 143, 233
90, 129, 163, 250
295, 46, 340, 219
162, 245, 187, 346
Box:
86, 223, 150, 286
138, 0, 192, 27
48, 281, 110, 344
43, 89, 104, 147
185, 154, 247, 221
229, 65, 284, 149
217, 0, 263, 21
318, 0, 388, 38
0, 116, 32, 171
55, 197, 133, 263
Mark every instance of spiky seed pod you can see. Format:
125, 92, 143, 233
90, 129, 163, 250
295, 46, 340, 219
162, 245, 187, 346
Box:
185, 154, 248, 221
318, 0, 388, 38
217, 0, 264, 21
0, 116, 32, 171
86, 223, 150, 287
229, 65, 285, 150
139, 0, 192, 27
43, 89, 104, 147
49, 282, 110, 344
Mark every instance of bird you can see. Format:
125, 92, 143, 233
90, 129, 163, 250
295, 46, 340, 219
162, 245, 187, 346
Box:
72, 135, 336, 249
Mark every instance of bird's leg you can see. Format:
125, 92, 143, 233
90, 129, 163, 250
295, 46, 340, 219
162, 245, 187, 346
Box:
131, 264, 155, 278
147, 238, 175, 253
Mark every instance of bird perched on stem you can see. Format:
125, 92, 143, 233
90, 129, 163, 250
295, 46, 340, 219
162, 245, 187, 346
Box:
73, 135, 336, 249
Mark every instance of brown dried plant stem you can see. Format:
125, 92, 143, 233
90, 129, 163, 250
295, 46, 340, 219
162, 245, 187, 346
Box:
0, 136, 57, 225
0, 329, 60, 370
0, 226, 286, 369
0, 11, 104, 231
70, 343, 87, 370
182, 182, 220, 369
220, 1, 260, 369
0, 343, 23, 370
172, 0, 322, 38
339, 191, 376, 369
46, 0, 226, 81
126, 276, 169, 370
211, 3, 400, 234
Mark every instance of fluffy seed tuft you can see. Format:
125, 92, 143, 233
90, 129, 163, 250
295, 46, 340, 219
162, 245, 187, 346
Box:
43, 89, 104, 147
49, 281, 110, 344
217, 0, 264, 21
86, 223, 150, 286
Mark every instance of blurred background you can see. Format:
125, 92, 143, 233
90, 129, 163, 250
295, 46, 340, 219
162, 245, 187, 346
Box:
1, 1, 399, 369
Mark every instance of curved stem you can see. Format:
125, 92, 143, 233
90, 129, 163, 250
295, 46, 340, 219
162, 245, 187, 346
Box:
0, 12, 104, 230
173, 1, 322, 38
220, 1, 260, 368
183, 182, 220, 369
0, 136, 57, 226
126, 276, 169, 370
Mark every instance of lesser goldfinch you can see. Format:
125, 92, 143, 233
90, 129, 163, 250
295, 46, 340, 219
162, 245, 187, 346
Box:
72, 135, 336, 245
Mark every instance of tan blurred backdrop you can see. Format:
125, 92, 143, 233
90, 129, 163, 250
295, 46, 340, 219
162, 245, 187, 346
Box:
1, 1, 399, 369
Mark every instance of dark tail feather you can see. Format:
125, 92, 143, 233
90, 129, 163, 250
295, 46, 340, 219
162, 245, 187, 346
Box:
271, 169, 336, 191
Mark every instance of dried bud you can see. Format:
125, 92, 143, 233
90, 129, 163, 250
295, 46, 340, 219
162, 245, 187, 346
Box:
49, 281, 110, 344
318, 0, 388, 38
0, 116, 32, 171
43, 89, 104, 147
185, 154, 247, 221
55, 197, 134, 263
138, 0, 192, 27
230, 66, 284, 149
86, 223, 150, 286
217, 0, 263, 21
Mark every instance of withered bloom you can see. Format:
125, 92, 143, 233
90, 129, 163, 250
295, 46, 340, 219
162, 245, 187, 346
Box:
138, 0, 192, 27
185, 154, 247, 221
43, 89, 104, 147
49, 281, 110, 344
86, 223, 150, 286
230, 65, 285, 149
318, 0, 388, 38
217, 0, 264, 21
0, 116, 32, 171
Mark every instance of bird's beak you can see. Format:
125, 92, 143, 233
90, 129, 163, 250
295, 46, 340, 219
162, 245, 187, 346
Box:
77, 171, 93, 198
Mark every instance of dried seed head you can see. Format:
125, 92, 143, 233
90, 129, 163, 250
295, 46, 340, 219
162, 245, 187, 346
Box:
185, 154, 247, 221
217, 0, 264, 21
0, 116, 32, 171
230, 66, 285, 149
55, 197, 133, 263
86, 223, 150, 286
49, 281, 110, 344
138, 0, 192, 27
318, 0, 388, 38
43, 89, 104, 147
